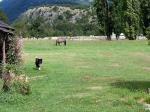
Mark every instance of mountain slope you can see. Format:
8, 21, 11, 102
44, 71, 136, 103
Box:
0, 0, 92, 22
23, 6, 88, 23
13, 5, 98, 37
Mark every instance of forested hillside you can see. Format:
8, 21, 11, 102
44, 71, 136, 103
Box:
13, 5, 99, 37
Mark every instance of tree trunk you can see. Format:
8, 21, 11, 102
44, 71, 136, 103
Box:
106, 35, 111, 40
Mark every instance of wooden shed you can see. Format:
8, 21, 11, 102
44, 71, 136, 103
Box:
0, 20, 21, 65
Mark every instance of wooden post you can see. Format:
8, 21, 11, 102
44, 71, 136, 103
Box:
2, 38, 6, 65
2, 36, 9, 92
2, 35, 6, 75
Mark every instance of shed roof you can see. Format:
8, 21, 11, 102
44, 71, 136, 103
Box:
0, 20, 14, 35
0, 27, 13, 35
0, 20, 14, 30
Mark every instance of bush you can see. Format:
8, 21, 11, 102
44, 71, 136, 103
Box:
1, 77, 31, 95
0, 81, 31, 104
9, 81, 31, 95
0, 64, 24, 75
0, 64, 31, 95
6, 36, 22, 64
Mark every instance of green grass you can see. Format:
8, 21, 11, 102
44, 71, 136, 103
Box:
1, 40, 150, 112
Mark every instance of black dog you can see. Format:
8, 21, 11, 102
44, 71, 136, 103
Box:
35, 57, 43, 70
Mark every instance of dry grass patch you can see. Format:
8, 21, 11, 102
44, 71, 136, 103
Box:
143, 67, 150, 71
75, 61, 97, 69
82, 75, 120, 82
29, 75, 47, 81
66, 93, 91, 99
87, 86, 103, 91
96, 50, 113, 57
110, 63, 121, 68
137, 98, 145, 104
133, 52, 150, 63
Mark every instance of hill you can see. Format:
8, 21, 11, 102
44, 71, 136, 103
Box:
0, 0, 92, 22
12, 5, 99, 37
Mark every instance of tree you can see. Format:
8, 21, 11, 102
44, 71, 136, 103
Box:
94, 0, 113, 40
146, 26, 150, 45
29, 17, 45, 38
94, 0, 141, 40
140, 0, 150, 35
112, 0, 124, 39
123, 0, 141, 40
12, 16, 30, 37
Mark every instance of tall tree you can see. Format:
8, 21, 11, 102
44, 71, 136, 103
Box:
140, 0, 150, 35
94, 0, 113, 40
123, 0, 141, 40
94, 0, 141, 40
112, 0, 124, 39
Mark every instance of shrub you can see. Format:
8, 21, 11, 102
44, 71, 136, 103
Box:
0, 64, 24, 75
0, 80, 31, 104
9, 81, 31, 95
0, 64, 31, 95
1, 76, 31, 95
6, 36, 22, 64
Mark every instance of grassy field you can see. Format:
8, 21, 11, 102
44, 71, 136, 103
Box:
0, 40, 150, 112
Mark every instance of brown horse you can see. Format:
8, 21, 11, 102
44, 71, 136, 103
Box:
56, 38, 67, 46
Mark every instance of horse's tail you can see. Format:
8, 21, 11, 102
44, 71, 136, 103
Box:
64, 40, 66, 46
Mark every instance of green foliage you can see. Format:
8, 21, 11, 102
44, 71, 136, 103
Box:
9, 81, 31, 95
94, 0, 145, 40
123, 0, 141, 40
140, 0, 150, 35
94, 0, 113, 40
0, 79, 30, 104
146, 26, 150, 40
4, 64, 24, 75
94, 0, 107, 35
146, 26, 150, 45
12, 16, 30, 37
0, 10, 8, 22
112, 0, 124, 36
0, 61, 30, 96
6, 35, 22, 64
28, 17, 46, 38
13, 7, 99, 37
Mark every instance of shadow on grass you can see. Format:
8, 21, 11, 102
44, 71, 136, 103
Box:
33, 67, 38, 70
112, 80, 150, 92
